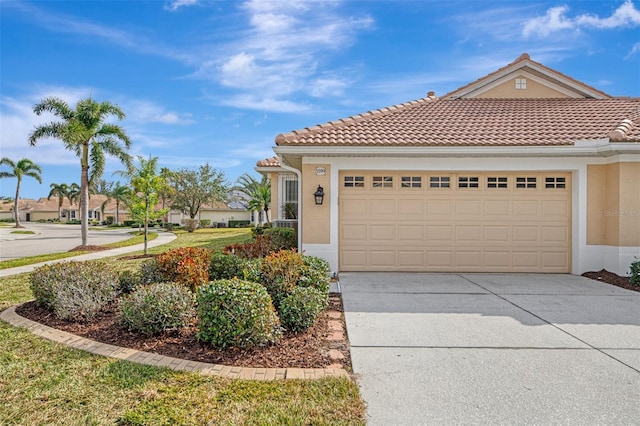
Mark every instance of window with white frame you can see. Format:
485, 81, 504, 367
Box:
515, 78, 527, 89
279, 173, 298, 219
70, 210, 76, 219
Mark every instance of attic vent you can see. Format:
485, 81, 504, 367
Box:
515, 78, 527, 90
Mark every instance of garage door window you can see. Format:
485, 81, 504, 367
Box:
516, 177, 537, 188
487, 177, 508, 188
545, 177, 566, 189
344, 176, 365, 188
401, 176, 422, 188
373, 176, 393, 188
458, 176, 479, 188
430, 176, 450, 188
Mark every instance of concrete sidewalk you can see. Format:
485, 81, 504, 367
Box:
0, 231, 177, 277
342, 272, 640, 425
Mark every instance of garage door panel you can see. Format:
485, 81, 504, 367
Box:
370, 224, 395, 240
484, 225, 510, 241
340, 171, 571, 273
455, 225, 482, 242
456, 251, 482, 267
342, 224, 367, 241
369, 199, 396, 215
398, 225, 425, 240
398, 250, 425, 267
370, 251, 396, 267
427, 225, 453, 241
455, 200, 482, 215
428, 199, 453, 215
484, 251, 511, 268
484, 200, 510, 216
427, 250, 454, 267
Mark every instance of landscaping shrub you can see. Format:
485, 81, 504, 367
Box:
196, 278, 281, 349
279, 286, 329, 332
30, 260, 118, 322
260, 249, 304, 308
199, 219, 211, 228
228, 220, 250, 228
630, 258, 640, 286
242, 258, 263, 283
298, 255, 331, 294
117, 259, 163, 294
118, 282, 195, 336
183, 218, 199, 233
209, 251, 248, 280
263, 227, 297, 251
156, 247, 211, 291
224, 235, 272, 259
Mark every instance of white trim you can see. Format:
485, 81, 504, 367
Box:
276, 142, 640, 159
277, 157, 303, 249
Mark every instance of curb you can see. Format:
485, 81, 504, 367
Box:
1, 305, 350, 381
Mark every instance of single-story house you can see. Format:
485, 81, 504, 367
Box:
0, 195, 127, 223
166, 200, 251, 227
257, 53, 640, 276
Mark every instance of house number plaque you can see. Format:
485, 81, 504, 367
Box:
315, 167, 326, 176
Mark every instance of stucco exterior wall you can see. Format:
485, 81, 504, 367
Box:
587, 162, 640, 247
476, 75, 570, 99
301, 163, 331, 244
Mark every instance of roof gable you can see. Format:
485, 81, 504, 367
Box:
443, 53, 611, 100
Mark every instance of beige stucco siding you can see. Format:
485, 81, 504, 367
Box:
587, 162, 640, 247
475, 75, 570, 99
302, 164, 331, 244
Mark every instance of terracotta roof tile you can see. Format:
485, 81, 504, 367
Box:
275, 98, 640, 147
256, 156, 280, 167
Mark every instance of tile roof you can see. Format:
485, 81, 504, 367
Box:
275, 98, 640, 147
256, 156, 281, 167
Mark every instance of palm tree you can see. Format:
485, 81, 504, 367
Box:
100, 181, 131, 225
0, 157, 43, 228
47, 182, 69, 221
67, 183, 81, 205
233, 173, 271, 225
29, 97, 132, 246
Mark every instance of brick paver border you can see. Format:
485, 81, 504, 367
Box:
1, 305, 349, 381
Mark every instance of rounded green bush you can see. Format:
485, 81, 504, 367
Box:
118, 282, 195, 336
298, 255, 331, 294
279, 286, 329, 332
209, 251, 247, 280
196, 278, 281, 349
30, 260, 118, 321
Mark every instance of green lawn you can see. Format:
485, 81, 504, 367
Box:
0, 228, 366, 425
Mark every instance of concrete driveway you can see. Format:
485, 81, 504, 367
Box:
341, 273, 640, 425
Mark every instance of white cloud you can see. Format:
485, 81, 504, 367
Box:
625, 42, 640, 58
123, 100, 195, 125
220, 95, 311, 113
310, 77, 350, 98
523, 0, 640, 38
164, 0, 198, 12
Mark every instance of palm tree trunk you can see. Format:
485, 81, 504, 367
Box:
80, 165, 89, 246
115, 201, 120, 225
58, 197, 63, 221
13, 180, 21, 228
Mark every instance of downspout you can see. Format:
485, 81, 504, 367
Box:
277, 156, 303, 250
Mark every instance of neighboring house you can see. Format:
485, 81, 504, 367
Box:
167, 200, 251, 227
1, 195, 131, 224
258, 53, 640, 276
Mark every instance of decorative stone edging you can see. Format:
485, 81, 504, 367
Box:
1, 305, 350, 381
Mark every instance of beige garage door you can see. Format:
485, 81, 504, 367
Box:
339, 171, 571, 273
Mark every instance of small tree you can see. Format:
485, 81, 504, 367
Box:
169, 163, 228, 226
122, 156, 167, 254
233, 173, 271, 225
100, 181, 131, 225
0, 157, 43, 227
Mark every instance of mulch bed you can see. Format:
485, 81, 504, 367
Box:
16, 294, 351, 370
582, 269, 639, 292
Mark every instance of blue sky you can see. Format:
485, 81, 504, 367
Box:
1, 0, 639, 199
